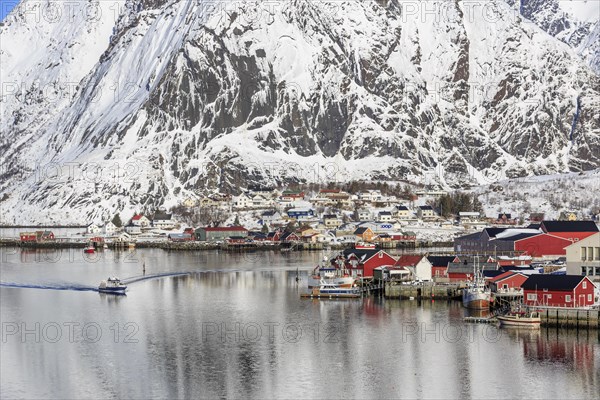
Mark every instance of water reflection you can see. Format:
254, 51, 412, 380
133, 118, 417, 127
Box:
1, 249, 599, 399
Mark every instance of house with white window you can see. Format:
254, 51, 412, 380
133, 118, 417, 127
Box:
152, 213, 175, 229
103, 221, 117, 235
131, 214, 151, 227
566, 232, 600, 282
232, 193, 252, 209
86, 223, 101, 234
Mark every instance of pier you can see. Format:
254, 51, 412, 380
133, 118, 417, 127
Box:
384, 282, 463, 300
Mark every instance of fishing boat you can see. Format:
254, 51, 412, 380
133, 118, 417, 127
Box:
98, 277, 127, 294
462, 257, 491, 309
308, 253, 355, 288
497, 311, 541, 328
83, 244, 95, 254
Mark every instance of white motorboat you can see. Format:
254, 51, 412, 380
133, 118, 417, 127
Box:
98, 277, 127, 294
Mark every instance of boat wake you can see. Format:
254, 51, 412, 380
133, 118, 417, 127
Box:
0, 282, 98, 292
121, 272, 190, 285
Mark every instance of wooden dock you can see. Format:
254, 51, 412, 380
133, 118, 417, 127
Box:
385, 283, 463, 299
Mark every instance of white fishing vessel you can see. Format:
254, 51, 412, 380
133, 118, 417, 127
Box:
98, 277, 127, 294
301, 280, 360, 299
308, 253, 355, 288
462, 257, 491, 309
497, 311, 541, 328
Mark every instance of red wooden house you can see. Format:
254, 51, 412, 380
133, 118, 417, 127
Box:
489, 271, 528, 293
20, 232, 37, 242
341, 249, 396, 278
521, 275, 596, 307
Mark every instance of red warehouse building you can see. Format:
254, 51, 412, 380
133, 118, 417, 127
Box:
489, 271, 529, 293
514, 234, 574, 258
540, 221, 599, 242
341, 249, 397, 278
521, 275, 597, 307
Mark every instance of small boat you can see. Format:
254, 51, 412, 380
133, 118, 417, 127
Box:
301, 281, 359, 299
98, 277, 127, 294
84, 244, 95, 254
497, 311, 541, 328
355, 242, 376, 249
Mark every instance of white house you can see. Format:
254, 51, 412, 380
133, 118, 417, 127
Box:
378, 211, 393, 222
152, 213, 175, 229
566, 232, 600, 281
131, 214, 151, 227
357, 209, 371, 221
417, 205, 437, 219
261, 210, 281, 224
86, 223, 101, 234
124, 223, 141, 235
323, 214, 343, 229
103, 221, 117, 235
393, 205, 412, 220
395, 255, 433, 281
233, 193, 252, 209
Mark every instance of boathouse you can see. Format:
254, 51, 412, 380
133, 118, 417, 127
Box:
521, 275, 597, 307
342, 249, 396, 278
489, 271, 529, 293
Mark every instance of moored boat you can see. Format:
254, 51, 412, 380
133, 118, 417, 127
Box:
497, 311, 541, 328
301, 280, 360, 299
84, 244, 95, 254
462, 284, 491, 309
98, 277, 127, 294
462, 256, 491, 309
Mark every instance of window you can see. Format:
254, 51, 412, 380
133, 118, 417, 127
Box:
527, 294, 536, 301
583, 281, 587, 289
565, 295, 571, 302
595, 247, 600, 261
589, 248, 594, 261
502, 284, 508, 290
582, 247, 587, 261
547, 294, 552, 299
588, 294, 593, 302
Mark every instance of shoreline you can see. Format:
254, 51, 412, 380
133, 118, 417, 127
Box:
0, 239, 454, 252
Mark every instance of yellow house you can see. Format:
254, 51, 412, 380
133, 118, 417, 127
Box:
354, 227, 375, 242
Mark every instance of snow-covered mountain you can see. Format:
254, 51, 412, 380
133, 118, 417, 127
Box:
504, 0, 600, 73
0, 0, 599, 224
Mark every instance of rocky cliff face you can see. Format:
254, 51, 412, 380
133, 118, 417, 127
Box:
0, 0, 599, 224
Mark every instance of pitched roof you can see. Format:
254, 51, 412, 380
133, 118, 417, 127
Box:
379, 211, 392, 216
483, 228, 508, 238
342, 249, 390, 263
496, 233, 540, 242
447, 262, 498, 274
354, 227, 371, 234
427, 256, 455, 268
489, 271, 525, 283
132, 215, 144, 221
394, 255, 425, 267
521, 274, 590, 291
419, 205, 433, 210
541, 220, 599, 233
323, 214, 339, 219
396, 205, 409, 211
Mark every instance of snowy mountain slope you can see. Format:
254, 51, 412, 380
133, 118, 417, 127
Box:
0, 0, 599, 224
503, 0, 600, 74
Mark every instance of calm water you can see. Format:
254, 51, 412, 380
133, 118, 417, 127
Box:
1, 248, 598, 399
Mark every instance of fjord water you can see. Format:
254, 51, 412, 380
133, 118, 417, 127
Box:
1, 248, 598, 399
